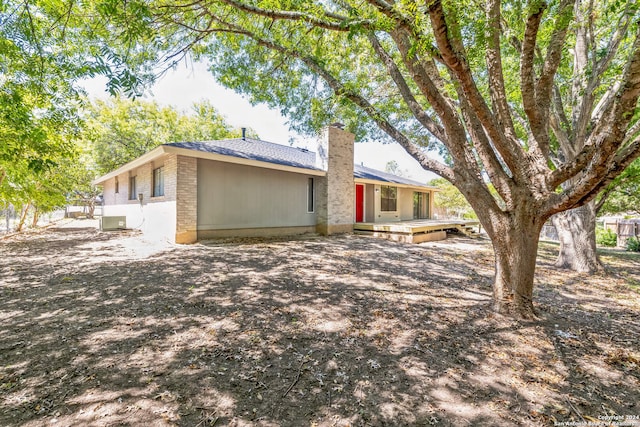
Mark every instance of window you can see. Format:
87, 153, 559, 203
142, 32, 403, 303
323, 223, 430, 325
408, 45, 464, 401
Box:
153, 166, 164, 197
380, 185, 397, 211
115, 178, 119, 194
128, 176, 137, 200
307, 177, 314, 212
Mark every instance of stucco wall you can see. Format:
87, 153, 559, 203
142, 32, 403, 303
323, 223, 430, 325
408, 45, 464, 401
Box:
196, 158, 317, 231
370, 185, 435, 222
373, 184, 400, 222
365, 184, 375, 222
399, 188, 415, 221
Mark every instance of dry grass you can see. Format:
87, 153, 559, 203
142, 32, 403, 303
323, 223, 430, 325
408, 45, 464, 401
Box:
0, 226, 638, 426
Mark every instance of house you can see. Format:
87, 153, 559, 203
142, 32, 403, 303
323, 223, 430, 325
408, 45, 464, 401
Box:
93, 125, 438, 243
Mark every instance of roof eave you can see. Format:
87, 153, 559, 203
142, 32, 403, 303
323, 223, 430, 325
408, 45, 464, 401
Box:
354, 177, 439, 191
92, 146, 167, 185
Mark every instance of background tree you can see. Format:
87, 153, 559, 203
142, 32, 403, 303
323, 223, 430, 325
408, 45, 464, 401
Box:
384, 160, 407, 177
57, 1, 640, 317
596, 159, 640, 216
83, 97, 247, 174
428, 178, 475, 219
539, 0, 640, 272
1, 0, 154, 230
1, 0, 79, 198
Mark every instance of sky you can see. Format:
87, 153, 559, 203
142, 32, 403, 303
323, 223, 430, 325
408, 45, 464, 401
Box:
81, 61, 438, 182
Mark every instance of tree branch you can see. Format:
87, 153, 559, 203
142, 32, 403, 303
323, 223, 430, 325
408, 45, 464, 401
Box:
558, 137, 640, 214
533, 0, 573, 158
485, 0, 517, 143
550, 86, 573, 159
519, 1, 551, 160
547, 30, 640, 211
387, 27, 506, 211
549, 24, 640, 192
595, 170, 640, 214
427, 0, 523, 177
388, 29, 481, 181
365, 0, 444, 63
367, 33, 446, 143
457, 92, 515, 207
216, 0, 372, 32
537, 0, 573, 112
213, 19, 456, 181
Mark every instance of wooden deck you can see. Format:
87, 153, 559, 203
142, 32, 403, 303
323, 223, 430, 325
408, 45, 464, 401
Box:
354, 219, 480, 244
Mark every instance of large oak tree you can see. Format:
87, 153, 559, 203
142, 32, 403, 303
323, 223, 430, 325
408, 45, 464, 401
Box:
101, 0, 640, 318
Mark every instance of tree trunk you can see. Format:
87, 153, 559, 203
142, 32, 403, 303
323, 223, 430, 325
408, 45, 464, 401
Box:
15, 203, 30, 232
87, 201, 95, 219
31, 208, 40, 228
551, 201, 603, 273
487, 212, 544, 319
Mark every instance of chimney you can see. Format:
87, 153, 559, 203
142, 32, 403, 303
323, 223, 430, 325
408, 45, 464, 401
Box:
241, 127, 247, 141
315, 124, 355, 235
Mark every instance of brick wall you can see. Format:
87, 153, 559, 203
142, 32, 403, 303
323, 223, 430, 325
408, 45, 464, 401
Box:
100, 154, 181, 243
163, 154, 178, 201
316, 125, 355, 235
175, 155, 198, 243
103, 165, 153, 205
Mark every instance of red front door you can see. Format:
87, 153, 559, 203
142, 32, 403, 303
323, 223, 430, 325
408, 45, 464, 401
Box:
355, 184, 364, 222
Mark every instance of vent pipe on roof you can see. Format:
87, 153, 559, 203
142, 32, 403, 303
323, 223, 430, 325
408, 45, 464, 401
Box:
241, 127, 247, 141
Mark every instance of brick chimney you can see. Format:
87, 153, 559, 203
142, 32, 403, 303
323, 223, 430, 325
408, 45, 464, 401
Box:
315, 124, 355, 235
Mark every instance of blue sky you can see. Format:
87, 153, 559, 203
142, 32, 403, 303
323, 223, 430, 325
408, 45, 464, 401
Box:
81, 61, 437, 182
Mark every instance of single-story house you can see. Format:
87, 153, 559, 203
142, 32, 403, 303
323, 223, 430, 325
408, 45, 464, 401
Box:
93, 124, 438, 243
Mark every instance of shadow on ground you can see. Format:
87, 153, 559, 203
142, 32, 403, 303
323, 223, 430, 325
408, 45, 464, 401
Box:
1, 230, 638, 426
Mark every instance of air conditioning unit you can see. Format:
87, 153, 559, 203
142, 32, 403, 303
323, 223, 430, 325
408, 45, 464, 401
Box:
100, 216, 127, 231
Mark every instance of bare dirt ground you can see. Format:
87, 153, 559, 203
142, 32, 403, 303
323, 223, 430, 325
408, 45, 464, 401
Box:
1, 222, 639, 426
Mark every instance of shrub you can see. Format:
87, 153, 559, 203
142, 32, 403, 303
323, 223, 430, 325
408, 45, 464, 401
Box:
596, 227, 618, 247
626, 237, 640, 252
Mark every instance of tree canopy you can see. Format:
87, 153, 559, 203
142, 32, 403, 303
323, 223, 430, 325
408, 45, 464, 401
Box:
0, 0, 153, 219
1, 0, 83, 215
84, 98, 245, 175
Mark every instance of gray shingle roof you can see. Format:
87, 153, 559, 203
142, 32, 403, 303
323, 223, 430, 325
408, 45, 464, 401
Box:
166, 138, 430, 187
354, 164, 427, 187
166, 138, 318, 170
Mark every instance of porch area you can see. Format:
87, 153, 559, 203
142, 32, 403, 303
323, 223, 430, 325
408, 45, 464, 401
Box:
353, 219, 481, 244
